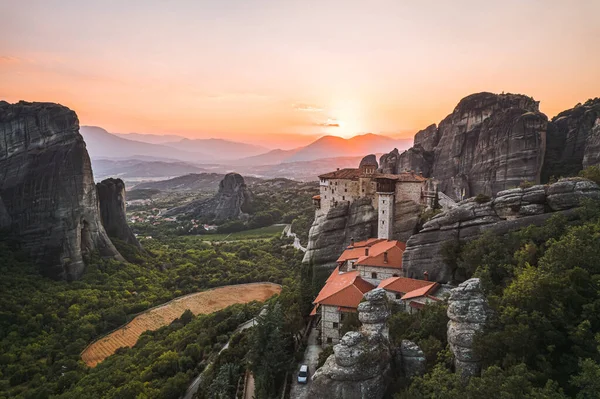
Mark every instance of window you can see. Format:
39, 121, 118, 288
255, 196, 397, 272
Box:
371, 272, 378, 279
344, 188, 347, 192
382, 210, 385, 214
393, 274, 399, 277
327, 337, 333, 344
342, 196, 345, 200
352, 263, 356, 269
382, 220, 385, 225
383, 200, 386, 204
362, 189, 365, 193
333, 322, 339, 328
395, 293, 401, 300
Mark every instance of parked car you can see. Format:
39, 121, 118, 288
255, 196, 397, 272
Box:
297, 364, 309, 384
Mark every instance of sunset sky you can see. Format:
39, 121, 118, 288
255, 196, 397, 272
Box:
1, 0, 599, 149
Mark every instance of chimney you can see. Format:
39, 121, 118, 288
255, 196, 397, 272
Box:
423, 271, 429, 281
337, 167, 340, 171
365, 248, 369, 256
350, 238, 355, 247
383, 251, 388, 263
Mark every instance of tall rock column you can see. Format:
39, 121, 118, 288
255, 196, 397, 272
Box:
309, 288, 392, 399
96, 178, 142, 250
447, 278, 490, 379
0, 101, 123, 280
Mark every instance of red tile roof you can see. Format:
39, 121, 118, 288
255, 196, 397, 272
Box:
319, 168, 361, 180
401, 283, 440, 300
313, 269, 374, 309
310, 305, 319, 316
378, 277, 436, 294
354, 240, 406, 269
312, 195, 321, 200
347, 238, 385, 249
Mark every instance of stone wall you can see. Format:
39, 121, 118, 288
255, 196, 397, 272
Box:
321, 305, 342, 345
358, 265, 402, 286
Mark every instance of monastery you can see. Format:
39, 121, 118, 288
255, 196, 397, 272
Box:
310, 155, 453, 346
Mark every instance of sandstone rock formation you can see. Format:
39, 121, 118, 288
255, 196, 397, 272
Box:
303, 197, 420, 271
310, 288, 392, 399
542, 98, 600, 180
164, 172, 253, 222
402, 178, 600, 283
380, 92, 548, 200
447, 278, 490, 379
0, 101, 123, 280
399, 340, 426, 378
96, 178, 142, 249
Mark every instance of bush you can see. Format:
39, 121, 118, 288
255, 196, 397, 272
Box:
519, 180, 535, 189
474, 194, 491, 204
317, 345, 334, 369
580, 165, 600, 185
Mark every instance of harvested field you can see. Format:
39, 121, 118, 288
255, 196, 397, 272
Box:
81, 282, 281, 367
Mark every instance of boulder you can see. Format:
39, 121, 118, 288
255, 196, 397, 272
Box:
310, 288, 392, 399
399, 340, 426, 378
0, 101, 123, 280
96, 178, 142, 249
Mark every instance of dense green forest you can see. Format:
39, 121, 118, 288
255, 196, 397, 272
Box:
387, 198, 600, 398
0, 233, 307, 399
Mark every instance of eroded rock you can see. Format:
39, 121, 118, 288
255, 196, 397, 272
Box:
447, 278, 490, 379
403, 178, 600, 283
309, 288, 392, 399
96, 178, 142, 249
0, 101, 123, 280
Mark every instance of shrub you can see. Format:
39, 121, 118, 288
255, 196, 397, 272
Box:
580, 165, 600, 185
519, 180, 535, 189
474, 194, 491, 204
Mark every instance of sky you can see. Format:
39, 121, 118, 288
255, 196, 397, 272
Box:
1, 0, 599, 149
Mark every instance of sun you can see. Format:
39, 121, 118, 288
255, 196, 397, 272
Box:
329, 99, 365, 138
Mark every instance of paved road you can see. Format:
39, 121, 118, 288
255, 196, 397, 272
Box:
289, 326, 322, 399
282, 224, 307, 252
244, 373, 255, 399
181, 314, 262, 399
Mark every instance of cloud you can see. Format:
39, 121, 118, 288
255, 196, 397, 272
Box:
0, 56, 22, 64
293, 103, 323, 112
317, 120, 340, 127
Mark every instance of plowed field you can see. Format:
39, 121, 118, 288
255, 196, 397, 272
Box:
81, 282, 281, 367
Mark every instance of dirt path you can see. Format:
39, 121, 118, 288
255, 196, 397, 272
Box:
81, 283, 281, 367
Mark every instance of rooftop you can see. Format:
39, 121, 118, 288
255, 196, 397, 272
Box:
378, 276, 437, 295
313, 267, 375, 309
318, 168, 426, 183
353, 240, 406, 269
401, 282, 440, 300
319, 168, 361, 180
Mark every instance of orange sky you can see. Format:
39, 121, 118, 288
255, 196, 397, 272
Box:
1, 1, 600, 149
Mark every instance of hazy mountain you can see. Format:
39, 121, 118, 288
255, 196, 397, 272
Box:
132, 173, 264, 192
164, 138, 270, 159
80, 126, 209, 162
236, 133, 411, 165
114, 132, 187, 144
91, 159, 208, 180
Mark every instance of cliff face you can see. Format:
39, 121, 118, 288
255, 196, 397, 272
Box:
0, 101, 123, 280
542, 98, 600, 180
309, 288, 392, 399
302, 198, 420, 270
96, 178, 142, 249
164, 172, 253, 222
402, 178, 600, 283
381, 92, 547, 200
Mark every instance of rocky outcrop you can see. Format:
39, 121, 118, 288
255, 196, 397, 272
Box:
398, 340, 426, 378
0, 194, 11, 229
303, 197, 377, 269
303, 197, 420, 269
380, 92, 547, 200
542, 98, 600, 180
447, 278, 490, 379
96, 178, 142, 249
310, 288, 392, 399
402, 178, 600, 283
164, 172, 253, 222
359, 154, 378, 168
0, 101, 123, 280
583, 118, 600, 168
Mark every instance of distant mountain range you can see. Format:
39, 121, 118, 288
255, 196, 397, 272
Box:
82, 126, 409, 166
91, 159, 209, 180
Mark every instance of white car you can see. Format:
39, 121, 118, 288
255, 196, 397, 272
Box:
297, 364, 309, 384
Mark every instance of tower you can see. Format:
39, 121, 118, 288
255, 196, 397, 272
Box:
376, 177, 395, 239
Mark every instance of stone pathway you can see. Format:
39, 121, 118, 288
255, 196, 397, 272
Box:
282, 224, 307, 252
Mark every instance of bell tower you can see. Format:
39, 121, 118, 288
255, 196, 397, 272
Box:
376, 177, 395, 239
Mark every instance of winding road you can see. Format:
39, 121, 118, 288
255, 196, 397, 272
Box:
282, 224, 307, 252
